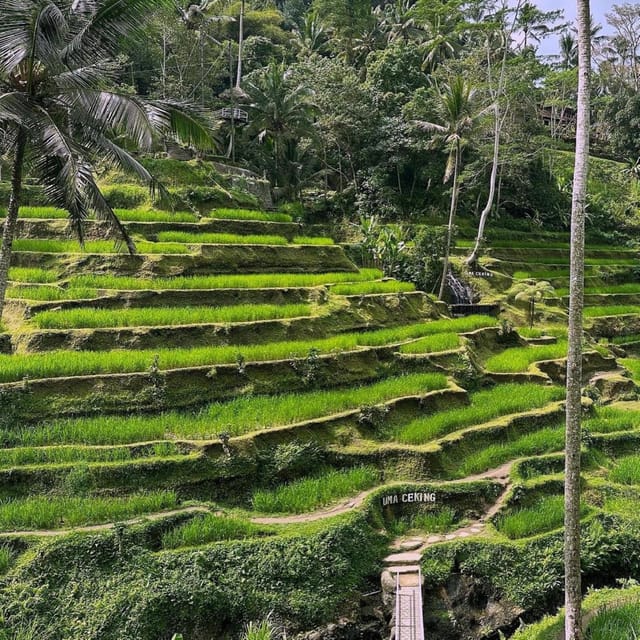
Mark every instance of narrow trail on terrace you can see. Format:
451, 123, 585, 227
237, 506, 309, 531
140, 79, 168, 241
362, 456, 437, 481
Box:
0, 506, 209, 538
0, 462, 514, 538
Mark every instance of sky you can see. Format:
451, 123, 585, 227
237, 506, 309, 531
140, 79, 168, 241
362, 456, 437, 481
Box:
529, 1, 614, 56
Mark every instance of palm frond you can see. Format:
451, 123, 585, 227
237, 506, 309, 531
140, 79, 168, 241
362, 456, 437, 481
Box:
69, 90, 156, 149
0, 0, 35, 74
413, 120, 447, 134
63, 0, 174, 64
80, 169, 136, 254
146, 100, 218, 150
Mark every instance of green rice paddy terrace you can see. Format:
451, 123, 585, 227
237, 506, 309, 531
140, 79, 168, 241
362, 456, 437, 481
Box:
1, 208, 640, 640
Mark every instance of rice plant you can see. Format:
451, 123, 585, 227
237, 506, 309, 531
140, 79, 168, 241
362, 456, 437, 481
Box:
0, 545, 12, 574
8, 268, 59, 283
156, 231, 288, 245
9, 372, 448, 445
31, 303, 312, 329
584, 305, 640, 318
292, 236, 334, 245
586, 603, 640, 640
8, 286, 97, 301
610, 455, 640, 485
484, 341, 569, 373
67, 269, 383, 291
161, 514, 265, 548
0, 445, 135, 467
585, 406, 640, 434
397, 384, 565, 444
389, 507, 457, 535
0, 491, 178, 530
12, 239, 189, 255
398, 333, 460, 354
251, 466, 380, 513
0, 318, 495, 382
207, 208, 292, 223
331, 281, 415, 295
113, 209, 198, 222
451, 426, 565, 477
495, 495, 579, 539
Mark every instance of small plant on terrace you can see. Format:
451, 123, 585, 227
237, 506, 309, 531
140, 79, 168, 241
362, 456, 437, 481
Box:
147, 355, 166, 409
218, 431, 232, 457
358, 403, 391, 436
291, 347, 323, 386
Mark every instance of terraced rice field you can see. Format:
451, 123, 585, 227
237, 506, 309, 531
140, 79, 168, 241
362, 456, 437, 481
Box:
2, 210, 640, 639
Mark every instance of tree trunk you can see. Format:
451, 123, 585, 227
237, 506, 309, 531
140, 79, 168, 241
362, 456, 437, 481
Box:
235, 0, 245, 88
438, 140, 461, 301
467, 100, 500, 265
564, 1, 591, 639
0, 129, 27, 319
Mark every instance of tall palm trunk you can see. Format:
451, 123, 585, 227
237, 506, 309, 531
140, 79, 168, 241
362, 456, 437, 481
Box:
564, 1, 591, 639
438, 139, 461, 301
0, 129, 27, 319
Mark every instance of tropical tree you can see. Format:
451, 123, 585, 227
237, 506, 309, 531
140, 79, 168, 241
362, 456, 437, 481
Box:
0, 0, 215, 318
564, 0, 591, 638
415, 75, 480, 300
246, 61, 315, 197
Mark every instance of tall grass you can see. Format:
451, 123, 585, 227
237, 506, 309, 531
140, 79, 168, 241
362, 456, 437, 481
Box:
331, 281, 416, 295
8, 268, 58, 283
251, 466, 379, 513
9, 373, 448, 445
156, 231, 288, 245
292, 236, 334, 245
610, 455, 640, 485
1, 207, 68, 219
67, 269, 383, 291
586, 603, 640, 640
12, 239, 189, 254
161, 514, 265, 548
582, 283, 640, 295
32, 303, 312, 329
584, 305, 640, 318
0, 318, 495, 382
398, 332, 461, 354
451, 426, 565, 477
0, 491, 178, 530
207, 208, 292, 223
484, 340, 569, 373
495, 495, 583, 539
397, 384, 565, 444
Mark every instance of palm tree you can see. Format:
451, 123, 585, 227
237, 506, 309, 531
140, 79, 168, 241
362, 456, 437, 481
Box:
0, 0, 215, 318
564, 0, 591, 638
415, 75, 479, 300
559, 31, 578, 69
246, 61, 315, 198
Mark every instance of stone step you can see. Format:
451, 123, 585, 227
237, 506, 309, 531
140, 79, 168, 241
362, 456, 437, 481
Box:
383, 551, 422, 565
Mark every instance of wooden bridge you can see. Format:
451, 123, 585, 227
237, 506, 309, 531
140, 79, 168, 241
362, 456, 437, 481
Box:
390, 564, 424, 640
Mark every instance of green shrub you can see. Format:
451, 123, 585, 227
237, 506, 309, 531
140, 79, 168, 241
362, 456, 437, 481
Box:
101, 184, 151, 209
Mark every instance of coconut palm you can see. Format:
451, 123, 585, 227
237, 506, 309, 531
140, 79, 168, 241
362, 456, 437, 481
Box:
415, 75, 481, 300
246, 61, 315, 197
564, 0, 591, 638
0, 0, 216, 318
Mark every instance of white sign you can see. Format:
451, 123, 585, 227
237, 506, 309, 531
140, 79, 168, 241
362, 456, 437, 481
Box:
381, 492, 437, 507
